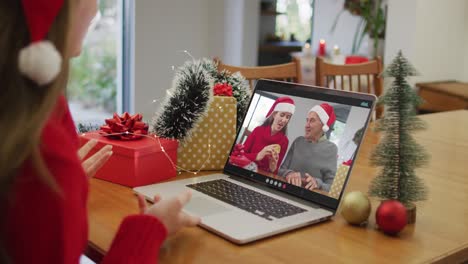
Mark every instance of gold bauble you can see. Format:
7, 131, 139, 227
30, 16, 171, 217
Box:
341, 191, 371, 225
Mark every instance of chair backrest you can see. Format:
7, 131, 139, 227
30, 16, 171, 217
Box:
215, 57, 302, 90
315, 56, 383, 118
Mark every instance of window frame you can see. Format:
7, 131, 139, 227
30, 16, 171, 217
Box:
119, 0, 134, 113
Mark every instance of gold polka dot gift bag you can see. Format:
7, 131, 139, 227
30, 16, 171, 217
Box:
177, 96, 237, 170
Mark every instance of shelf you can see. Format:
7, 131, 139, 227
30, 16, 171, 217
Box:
261, 10, 285, 16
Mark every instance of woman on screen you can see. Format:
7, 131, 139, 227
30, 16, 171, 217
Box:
242, 97, 295, 174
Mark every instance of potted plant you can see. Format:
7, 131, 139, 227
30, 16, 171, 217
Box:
332, 0, 386, 57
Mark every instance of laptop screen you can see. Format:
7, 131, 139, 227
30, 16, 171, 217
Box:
224, 80, 376, 210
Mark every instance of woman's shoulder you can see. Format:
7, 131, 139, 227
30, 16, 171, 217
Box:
255, 125, 268, 131
251, 125, 268, 134
41, 95, 80, 157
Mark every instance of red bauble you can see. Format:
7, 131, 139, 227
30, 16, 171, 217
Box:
376, 200, 407, 235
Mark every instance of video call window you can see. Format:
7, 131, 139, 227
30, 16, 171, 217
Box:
229, 91, 370, 199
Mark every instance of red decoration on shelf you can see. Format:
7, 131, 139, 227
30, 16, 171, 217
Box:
213, 82, 233, 96
99, 112, 149, 140
376, 200, 408, 235
318, 39, 326, 57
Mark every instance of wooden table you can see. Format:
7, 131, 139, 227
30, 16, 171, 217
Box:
87, 110, 468, 263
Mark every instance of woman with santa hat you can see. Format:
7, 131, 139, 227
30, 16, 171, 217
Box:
279, 103, 338, 192
242, 96, 296, 174
1, 0, 198, 263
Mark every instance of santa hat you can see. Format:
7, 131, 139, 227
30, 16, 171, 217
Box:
266, 96, 295, 118
18, 0, 64, 86
309, 103, 336, 132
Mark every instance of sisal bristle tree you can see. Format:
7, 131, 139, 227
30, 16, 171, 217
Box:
368, 51, 429, 223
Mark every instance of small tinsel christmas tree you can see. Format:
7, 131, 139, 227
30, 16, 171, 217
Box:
77, 122, 101, 133
152, 59, 214, 141
368, 50, 429, 207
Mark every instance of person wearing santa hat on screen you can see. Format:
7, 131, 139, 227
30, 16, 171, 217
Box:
1, 0, 199, 263
279, 103, 338, 192
242, 96, 296, 174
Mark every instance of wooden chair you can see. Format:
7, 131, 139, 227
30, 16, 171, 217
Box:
215, 57, 302, 90
315, 56, 384, 118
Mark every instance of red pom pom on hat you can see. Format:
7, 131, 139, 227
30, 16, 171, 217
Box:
18, 0, 65, 86
309, 103, 336, 132
265, 96, 296, 118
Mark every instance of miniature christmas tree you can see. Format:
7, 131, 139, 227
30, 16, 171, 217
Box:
368, 50, 429, 207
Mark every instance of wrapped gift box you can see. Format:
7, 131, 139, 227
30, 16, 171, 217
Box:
329, 164, 350, 198
80, 132, 178, 187
178, 96, 237, 170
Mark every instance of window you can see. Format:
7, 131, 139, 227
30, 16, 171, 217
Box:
69, 0, 133, 127
329, 104, 351, 146
238, 93, 276, 144
329, 120, 345, 145
276, 0, 313, 42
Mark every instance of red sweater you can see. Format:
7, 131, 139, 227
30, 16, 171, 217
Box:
243, 125, 288, 174
4, 96, 167, 263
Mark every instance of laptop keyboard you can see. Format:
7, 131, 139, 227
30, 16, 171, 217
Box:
187, 179, 307, 221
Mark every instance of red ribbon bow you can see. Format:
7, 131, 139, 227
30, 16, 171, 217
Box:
213, 82, 233, 96
99, 112, 149, 140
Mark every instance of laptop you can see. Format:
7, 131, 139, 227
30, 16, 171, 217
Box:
134, 79, 376, 244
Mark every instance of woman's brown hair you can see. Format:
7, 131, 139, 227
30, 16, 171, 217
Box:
0, 0, 72, 261
261, 111, 289, 135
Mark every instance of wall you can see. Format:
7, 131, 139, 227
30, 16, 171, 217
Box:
224, 0, 244, 66
242, 0, 260, 66
464, 2, 468, 82
413, 0, 465, 82
132, 0, 468, 121
311, 0, 468, 84
224, 0, 260, 67
312, 0, 370, 56
134, 0, 211, 118
134, 0, 259, 119
383, 0, 418, 66
258, 0, 277, 45
385, 0, 468, 84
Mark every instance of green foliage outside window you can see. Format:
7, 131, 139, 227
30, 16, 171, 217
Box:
275, 0, 313, 42
68, 0, 118, 113
68, 41, 117, 112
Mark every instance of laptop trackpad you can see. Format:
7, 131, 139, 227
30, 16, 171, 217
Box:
184, 196, 232, 217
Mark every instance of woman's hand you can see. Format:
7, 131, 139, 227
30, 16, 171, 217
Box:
78, 139, 113, 178
256, 145, 274, 161
286, 172, 302, 186
137, 191, 201, 236
268, 150, 279, 172
304, 173, 318, 190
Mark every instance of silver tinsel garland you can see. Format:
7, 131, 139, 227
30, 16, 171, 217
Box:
151, 59, 251, 143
